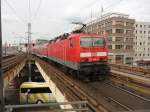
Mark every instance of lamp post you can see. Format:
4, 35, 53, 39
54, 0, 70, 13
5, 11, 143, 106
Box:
28, 23, 32, 82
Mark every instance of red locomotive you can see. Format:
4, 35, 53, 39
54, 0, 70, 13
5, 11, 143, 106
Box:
33, 33, 109, 81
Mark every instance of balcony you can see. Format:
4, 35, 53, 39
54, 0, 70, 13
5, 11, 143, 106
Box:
109, 49, 134, 53
107, 41, 134, 45
110, 24, 135, 30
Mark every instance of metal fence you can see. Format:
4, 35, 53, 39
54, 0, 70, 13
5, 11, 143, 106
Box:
5, 101, 88, 112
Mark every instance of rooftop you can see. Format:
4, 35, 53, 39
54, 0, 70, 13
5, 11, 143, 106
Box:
87, 12, 130, 25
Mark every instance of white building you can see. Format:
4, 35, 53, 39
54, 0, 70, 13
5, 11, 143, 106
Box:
134, 21, 150, 67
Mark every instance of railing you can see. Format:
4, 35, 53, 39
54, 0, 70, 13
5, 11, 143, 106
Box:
109, 63, 150, 76
109, 49, 134, 53
5, 101, 88, 112
109, 63, 150, 96
2, 53, 27, 72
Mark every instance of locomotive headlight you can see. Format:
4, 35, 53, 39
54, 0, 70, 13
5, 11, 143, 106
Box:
97, 52, 107, 56
80, 52, 91, 57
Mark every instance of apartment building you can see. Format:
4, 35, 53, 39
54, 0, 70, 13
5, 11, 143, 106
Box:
134, 22, 150, 67
84, 12, 135, 65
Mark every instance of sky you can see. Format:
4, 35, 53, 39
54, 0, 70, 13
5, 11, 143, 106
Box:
1, 0, 150, 44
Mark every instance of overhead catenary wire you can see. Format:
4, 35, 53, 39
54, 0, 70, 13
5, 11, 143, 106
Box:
79, 0, 124, 23
4, 0, 25, 23
104, 0, 124, 12
32, 0, 42, 22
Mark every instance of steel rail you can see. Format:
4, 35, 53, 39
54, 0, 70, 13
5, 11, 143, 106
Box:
2, 53, 26, 72
109, 63, 150, 78
107, 82, 150, 102
110, 70, 150, 87
3, 54, 15, 59
35, 58, 109, 112
36, 57, 143, 112
88, 82, 133, 111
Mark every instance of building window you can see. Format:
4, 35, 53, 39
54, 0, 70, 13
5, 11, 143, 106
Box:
106, 29, 112, 34
125, 57, 133, 65
115, 37, 124, 42
116, 29, 124, 34
140, 42, 142, 45
116, 21, 124, 26
149, 25, 150, 28
140, 25, 142, 28
105, 21, 112, 26
108, 45, 112, 49
148, 31, 150, 34
143, 54, 145, 56
107, 37, 112, 41
115, 55, 124, 63
139, 54, 141, 56
126, 38, 133, 42
126, 30, 132, 34
126, 45, 133, 50
126, 57, 133, 61
69, 38, 73, 48
135, 30, 137, 34
144, 31, 146, 34
126, 22, 133, 26
136, 24, 138, 27
148, 54, 149, 56
140, 31, 142, 34
115, 45, 124, 49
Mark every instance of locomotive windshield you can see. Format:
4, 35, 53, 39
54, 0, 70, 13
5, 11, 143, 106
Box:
80, 37, 104, 48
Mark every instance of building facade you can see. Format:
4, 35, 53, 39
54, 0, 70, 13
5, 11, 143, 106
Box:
134, 22, 150, 67
84, 12, 135, 65
2, 45, 18, 55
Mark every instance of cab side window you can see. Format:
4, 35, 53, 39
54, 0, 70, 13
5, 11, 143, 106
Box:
69, 38, 73, 48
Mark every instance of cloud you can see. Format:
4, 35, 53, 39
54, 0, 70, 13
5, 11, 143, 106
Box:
2, 14, 19, 23
2, 0, 150, 44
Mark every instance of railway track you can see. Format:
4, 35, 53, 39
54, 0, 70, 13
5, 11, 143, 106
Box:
35, 57, 150, 112
109, 69, 150, 97
2, 53, 27, 72
88, 81, 150, 110
3, 54, 15, 59
109, 63, 150, 78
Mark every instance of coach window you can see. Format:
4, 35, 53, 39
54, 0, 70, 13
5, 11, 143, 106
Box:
69, 38, 73, 48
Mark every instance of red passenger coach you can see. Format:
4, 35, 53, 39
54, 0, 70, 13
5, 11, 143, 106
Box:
47, 33, 109, 81
33, 43, 48, 58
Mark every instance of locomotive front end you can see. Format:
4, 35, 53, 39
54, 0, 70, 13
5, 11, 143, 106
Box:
78, 35, 110, 81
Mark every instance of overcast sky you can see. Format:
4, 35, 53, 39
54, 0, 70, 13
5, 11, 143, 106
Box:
2, 0, 150, 44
